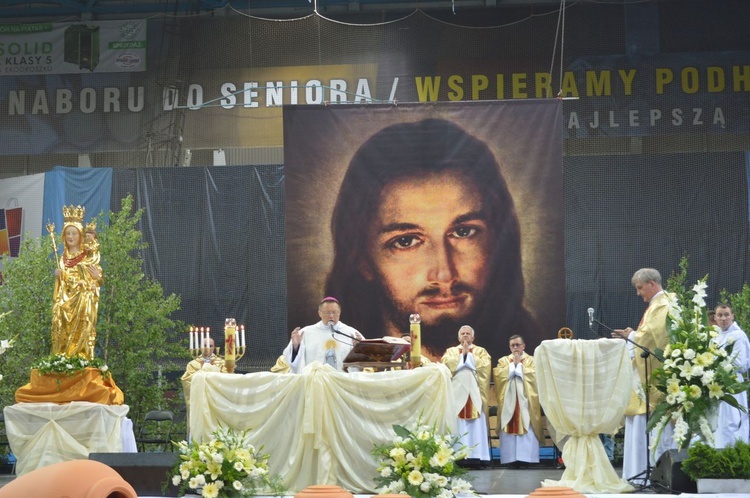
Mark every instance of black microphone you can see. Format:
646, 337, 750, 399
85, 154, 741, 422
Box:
588, 307, 594, 328
329, 320, 359, 342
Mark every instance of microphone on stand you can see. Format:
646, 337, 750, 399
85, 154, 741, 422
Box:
588, 307, 614, 339
329, 321, 360, 342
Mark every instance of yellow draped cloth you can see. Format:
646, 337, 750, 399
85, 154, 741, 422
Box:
270, 355, 291, 373
4, 402, 129, 476
15, 367, 124, 405
189, 362, 457, 493
535, 339, 634, 493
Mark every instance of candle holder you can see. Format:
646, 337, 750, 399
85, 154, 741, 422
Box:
188, 326, 217, 359
409, 313, 421, 368
187, 322, 247, 373
223, 318, 247, 374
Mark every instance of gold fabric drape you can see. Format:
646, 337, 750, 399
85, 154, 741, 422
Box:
15, 368, 124, 405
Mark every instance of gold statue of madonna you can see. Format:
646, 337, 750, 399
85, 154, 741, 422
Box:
51, 205, 103, 359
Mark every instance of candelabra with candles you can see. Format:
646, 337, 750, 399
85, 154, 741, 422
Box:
188, 320, 246, 374
188, 326, 216, 358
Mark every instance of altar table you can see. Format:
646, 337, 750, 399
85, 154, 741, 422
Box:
189, 362, 457, 493
4, 402, 136, 476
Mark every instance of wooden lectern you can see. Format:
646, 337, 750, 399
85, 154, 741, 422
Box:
343, 338, 410, 372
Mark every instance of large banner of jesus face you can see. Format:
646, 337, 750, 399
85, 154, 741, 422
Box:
284, 101, 564, 361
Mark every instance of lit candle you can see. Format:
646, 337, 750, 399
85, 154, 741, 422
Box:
225, 320, 236, 361
241, 325, 245, 348
409, 314, 421, 368
189, 326, 194, 350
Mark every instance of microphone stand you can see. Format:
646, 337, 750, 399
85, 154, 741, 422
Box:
592, 317, 657, 491
329, 322, 360, 346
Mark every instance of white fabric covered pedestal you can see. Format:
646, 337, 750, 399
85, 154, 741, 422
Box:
189, 362, 457, 493
4, 401, 134, 476
535, 338, 635, 493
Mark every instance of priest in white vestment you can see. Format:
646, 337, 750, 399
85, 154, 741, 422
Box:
441, 325, 492, 465
283, 296, 364, 373
493, 334, 544, 467
712, 303, 750, 447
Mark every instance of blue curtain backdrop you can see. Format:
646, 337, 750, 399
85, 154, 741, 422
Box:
41, 166, 112, 234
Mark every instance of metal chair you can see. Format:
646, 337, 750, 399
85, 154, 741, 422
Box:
487, 404, 499, 467
135, 410, 174, 452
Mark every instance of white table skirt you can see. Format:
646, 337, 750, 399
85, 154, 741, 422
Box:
189, 362, 458, 493
4, 401, 136, 476
535, 339, 634, 493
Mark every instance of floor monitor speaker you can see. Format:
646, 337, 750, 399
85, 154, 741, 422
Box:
89, 452, 180, 497
650, 448, 697, 493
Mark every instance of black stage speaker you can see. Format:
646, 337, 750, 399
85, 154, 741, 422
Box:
651, 449, 697, 494
89, 452, 180, 497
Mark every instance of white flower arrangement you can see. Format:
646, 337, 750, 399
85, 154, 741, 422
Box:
371, 419, 475, 498
32, 353, 110, 379
170, 426, 286, 498
648, 277, 750, 451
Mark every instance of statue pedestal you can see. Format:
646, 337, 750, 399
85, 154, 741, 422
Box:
3, 402, 134, 475
14, 367, 124, 405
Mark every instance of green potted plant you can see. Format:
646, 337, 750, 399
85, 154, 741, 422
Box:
681, 441, 750, 493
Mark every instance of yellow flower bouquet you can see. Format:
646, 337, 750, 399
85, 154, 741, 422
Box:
372, 419, 475, 498
169, 426, 286, 498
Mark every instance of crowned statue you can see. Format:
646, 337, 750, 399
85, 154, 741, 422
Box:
51, 205, 103, 359
15, 204, 123, 405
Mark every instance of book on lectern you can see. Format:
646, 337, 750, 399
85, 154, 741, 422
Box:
343, 336, 410, 363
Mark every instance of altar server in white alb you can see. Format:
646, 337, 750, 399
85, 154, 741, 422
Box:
712, 303, 750, 447
282, 296, 365, 373
441, 325, 492, 465
493, 334, 544, 467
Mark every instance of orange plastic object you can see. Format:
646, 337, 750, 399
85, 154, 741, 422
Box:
0, 459, 137, 498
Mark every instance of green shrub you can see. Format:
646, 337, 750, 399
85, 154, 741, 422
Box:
0, 195, 184, 423
682, 441, 750, 480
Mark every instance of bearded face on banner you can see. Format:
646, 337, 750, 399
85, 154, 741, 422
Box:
323, 118, 537, 359
284, 102, 564, 361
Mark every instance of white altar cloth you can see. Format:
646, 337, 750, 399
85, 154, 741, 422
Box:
4, 401, 135, 476
189, 362, 457, 493
535, 338, 635, 493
